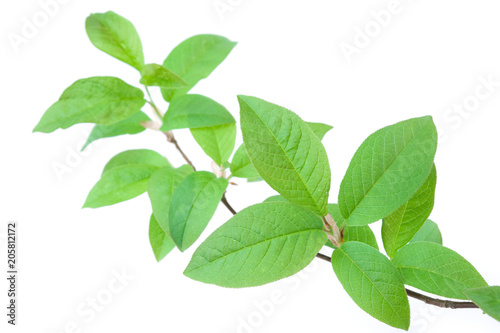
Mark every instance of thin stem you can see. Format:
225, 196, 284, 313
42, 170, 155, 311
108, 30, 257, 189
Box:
164, 132, 196, 171
142, 86, 194, 169
315, 253, 332, 262
405, 289, 478, 309
145, 86, 163, 120
165, 134, 237, 217
314, 252, 478, 309
221, 193, 237, 215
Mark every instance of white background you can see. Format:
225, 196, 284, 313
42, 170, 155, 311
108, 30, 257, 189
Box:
1, 0, 500, 332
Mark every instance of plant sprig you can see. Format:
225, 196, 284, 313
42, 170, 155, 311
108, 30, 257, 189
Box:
33, 10, 500, 330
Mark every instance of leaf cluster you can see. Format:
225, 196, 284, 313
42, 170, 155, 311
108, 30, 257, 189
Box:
34, 11, 500, 330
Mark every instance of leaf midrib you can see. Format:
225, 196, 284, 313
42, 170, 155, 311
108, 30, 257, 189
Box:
99, 18, 142, 70
245, 102, 323, 215
149, 169, 178, 234
185, 227, 323, 274
339, 247, 407, 326
343, 118, 432, 224
232, 160, 254, 176
43, 95, 144, 130
386, 202, 409, 257
172, 38, 227, 81
85, 172, 152, 206
396, 264, 483, 288
141, 65, 187, 87
174, 176, 219, 249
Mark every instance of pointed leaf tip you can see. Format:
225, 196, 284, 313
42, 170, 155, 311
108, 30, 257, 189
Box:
238, 95, 331, 215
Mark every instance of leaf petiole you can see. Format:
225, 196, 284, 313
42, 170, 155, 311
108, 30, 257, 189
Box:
145, 86, 163, 120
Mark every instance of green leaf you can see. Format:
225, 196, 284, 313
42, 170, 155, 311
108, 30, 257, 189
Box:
169, 171, 228, 251
140, 63, 188, 88
160, 94, 235, 132
392, 242, 487, 299
230, 144, 260, 179
410, 219, 442, 244
343, 227, 379, 250
326, 204, 378, 250
328, 203, 345, 225
83, 149, 170, 208
86, 11, 144, 71
332, 241, 410, 330
148, 165, 194, 233
306, 121, 333, 140
464, 286, 500, 322
382, 164, 437, 258
82, 111, 150, 150
149, 213, 175, 262
263, 195, 289, 203
339, 116, 438, 226
234, 107, 331, 188
239, 95, 331, 216
83, 164, 159, 208
184, 202, 327, 287
324, 241, 337, 249
33, 77, 146, 133
102, 149, 170, 175
161, 34, 236, 101
191, 124, 236, 165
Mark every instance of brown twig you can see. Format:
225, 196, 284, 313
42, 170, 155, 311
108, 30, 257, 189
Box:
315, 252, 332, 262
145, 88, 195, 171
221, 193, 237, 215
164, 131, 196, 171
162, 131, 239, 217
314, 252, 478, 309
405, 289, 478, 309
